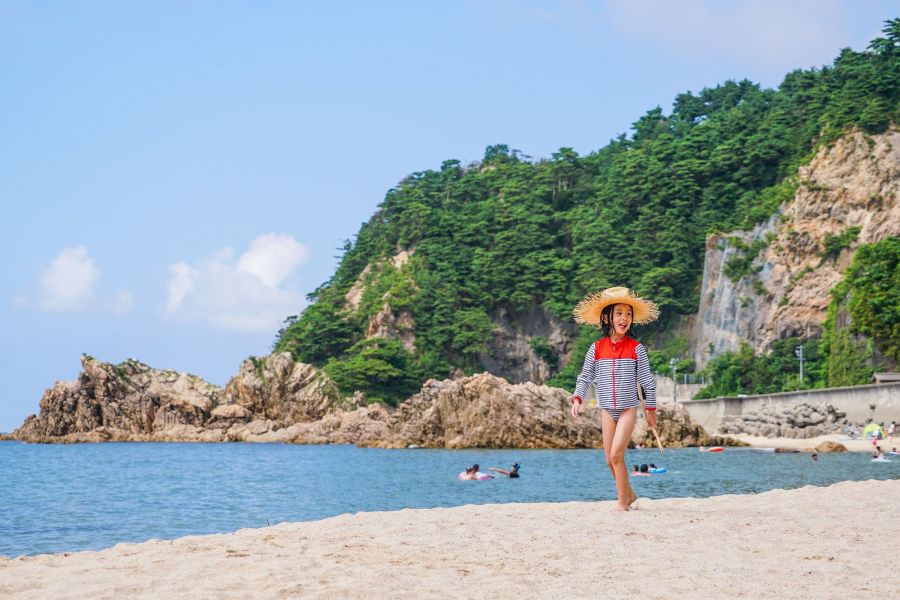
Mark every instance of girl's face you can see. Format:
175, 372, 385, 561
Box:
609, 303, 633, 336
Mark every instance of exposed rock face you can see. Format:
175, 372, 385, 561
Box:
691, 129, 900, 368
365, 303, 417, 352
12, 355, 221, 440
478, 303, 577, 384
723, 402, 847, 439
223, 353, 351, 425
364, 372, 603, 449
9, 359, 730, 448
345, 248, 419, 352
9, 354, 349, 443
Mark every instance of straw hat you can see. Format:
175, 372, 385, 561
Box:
573, 286, 660, 326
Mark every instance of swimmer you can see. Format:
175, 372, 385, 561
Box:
458, 466, 477, 480
488, 463, 520, 478
471, 463, 494, 480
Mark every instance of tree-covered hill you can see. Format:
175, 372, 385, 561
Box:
275, 20, 900, 404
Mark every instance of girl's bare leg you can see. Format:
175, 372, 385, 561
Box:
601, 408, 638, 509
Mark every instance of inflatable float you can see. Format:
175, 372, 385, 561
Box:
649, 467, 668, 474
699, 446, 724, 453
459, 471, 493, 480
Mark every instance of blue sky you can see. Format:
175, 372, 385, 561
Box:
1, 1, 896, 431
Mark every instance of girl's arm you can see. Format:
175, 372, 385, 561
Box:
572, 342, 597, 403
635, 343, 656, 410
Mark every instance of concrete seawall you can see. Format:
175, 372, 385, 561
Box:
682, 383, 900, 434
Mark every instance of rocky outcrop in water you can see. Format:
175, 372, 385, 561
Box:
8, 354, 349, 443
11, 355, 222, 441
691, 128, 900, 368
7, 357, 734, 448
363, 372, 602, 448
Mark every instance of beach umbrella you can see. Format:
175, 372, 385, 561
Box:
863, 423, 885, 439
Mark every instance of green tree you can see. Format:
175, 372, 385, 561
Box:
324, 338, 421, 405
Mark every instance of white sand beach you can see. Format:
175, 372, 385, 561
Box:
725, 432, 899, 453
2, 479, 897, 599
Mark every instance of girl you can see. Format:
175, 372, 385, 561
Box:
569, 286, 659, 511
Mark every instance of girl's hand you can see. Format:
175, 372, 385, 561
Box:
570, 398, 582, 418
646, 410, 657, 430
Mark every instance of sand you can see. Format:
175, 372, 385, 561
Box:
725, 432, 899, 453
2, 479, 897, 599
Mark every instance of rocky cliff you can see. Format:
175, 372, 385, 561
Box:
691, 128, 900, 368
7, 355, 730, 448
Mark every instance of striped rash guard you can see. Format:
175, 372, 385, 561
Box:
573, 336, 656, 417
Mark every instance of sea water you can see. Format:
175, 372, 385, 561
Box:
1, 440, 897, 557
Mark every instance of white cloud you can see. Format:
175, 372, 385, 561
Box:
164, 234, 309, 333
39, 245, 100, 310
13, 246, 133, 314
236, 233, 310, 287
605, 0, 848, 75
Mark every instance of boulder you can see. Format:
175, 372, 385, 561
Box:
223, 353, 352, 425
815, 440, 848, 453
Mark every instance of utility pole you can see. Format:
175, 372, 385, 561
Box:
795, 345, 804, 385
669, 358, 678, 407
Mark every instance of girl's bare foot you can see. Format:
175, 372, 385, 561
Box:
628, 491, 639, 507
616, 502, 630, 511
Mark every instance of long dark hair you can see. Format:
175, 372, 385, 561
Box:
600, 303, 634, 338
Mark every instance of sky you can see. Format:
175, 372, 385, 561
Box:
1, 0, 896, 432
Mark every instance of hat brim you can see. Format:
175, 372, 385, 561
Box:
573, 290, 659, 326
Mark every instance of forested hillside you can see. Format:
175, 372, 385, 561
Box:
275, 20, 900, 404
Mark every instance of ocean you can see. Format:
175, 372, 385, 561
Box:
2, 440, 897, 557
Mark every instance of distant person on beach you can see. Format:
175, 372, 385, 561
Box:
569, 286, 659, 511
888, 421, 896, 441
488, 463, 520, 478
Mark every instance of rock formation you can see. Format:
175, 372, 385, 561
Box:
363, 372, 603, 449
815, 440, 848, 453
223, 353, 353, 425
7, 356, 735, 448
477, 303, 577, 385
691, 128, 900, 368
8, 353, 350, 444
11, 355, 221, 441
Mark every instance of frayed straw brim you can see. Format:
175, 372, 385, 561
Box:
573, 286, 660, 326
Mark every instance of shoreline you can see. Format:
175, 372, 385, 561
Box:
2, 479, 897, 598
722, 432, 897, 452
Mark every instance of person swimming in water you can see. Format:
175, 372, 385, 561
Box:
458, 466, 477, 480
488, 463, 520, 478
